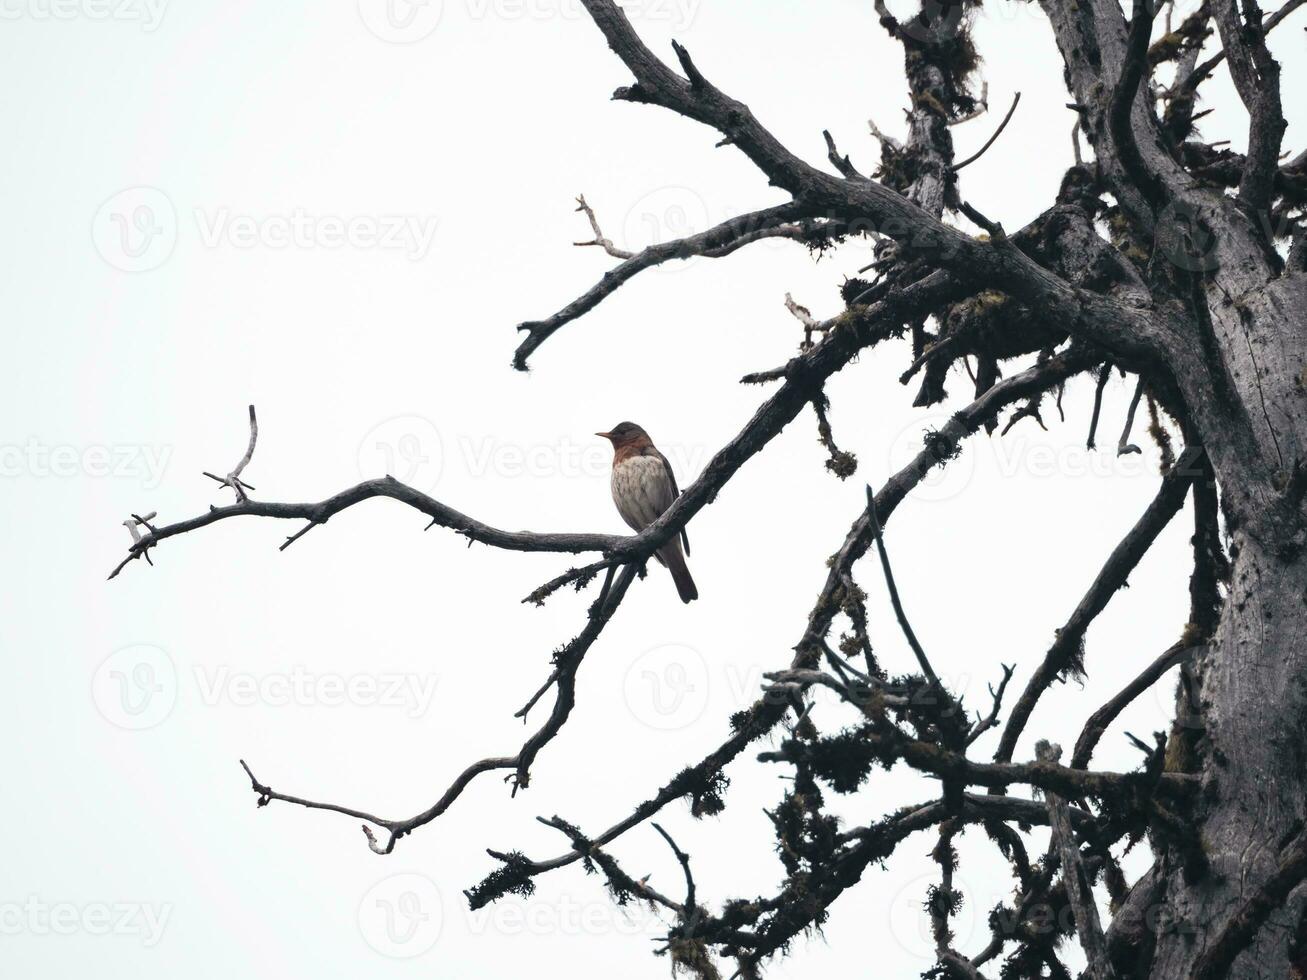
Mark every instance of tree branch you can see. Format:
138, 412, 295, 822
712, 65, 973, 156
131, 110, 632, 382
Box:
514, 201, 818, 369
866, 483, 940, 686
1037, 741, 1118, 980
201, 404, 258, 502
1211, 0, 1287, 214
239, 562, 641, 854
994, 450, 1200, 764
1071, 639, 1198, 769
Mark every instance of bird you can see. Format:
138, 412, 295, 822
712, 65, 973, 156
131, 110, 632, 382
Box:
596, 422, 698, 603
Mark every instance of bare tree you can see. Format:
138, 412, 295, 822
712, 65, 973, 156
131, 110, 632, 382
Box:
111, 0, 1307, 976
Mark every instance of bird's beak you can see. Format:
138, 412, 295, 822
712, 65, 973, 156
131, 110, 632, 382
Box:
595, 431, 612, 441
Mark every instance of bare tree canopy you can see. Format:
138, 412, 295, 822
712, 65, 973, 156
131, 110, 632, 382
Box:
112, 0, 1307, 976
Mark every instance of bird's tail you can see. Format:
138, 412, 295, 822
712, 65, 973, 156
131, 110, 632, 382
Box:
659, 542, 698, 603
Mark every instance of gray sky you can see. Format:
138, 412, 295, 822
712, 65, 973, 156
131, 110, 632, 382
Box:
2, 0, 1303, 977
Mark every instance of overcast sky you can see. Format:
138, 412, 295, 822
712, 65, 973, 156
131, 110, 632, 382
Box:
2, 0, 1304, 977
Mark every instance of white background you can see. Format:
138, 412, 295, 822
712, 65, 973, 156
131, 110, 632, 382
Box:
1, 0, 1303, 976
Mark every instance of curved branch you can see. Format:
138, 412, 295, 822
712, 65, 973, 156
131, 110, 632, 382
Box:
1110, 0, 1165, 206
240, 562, 641, 854
109, 475, 623, 580
1071, 639, 1198, 769
994, 449, 1200, 764
202, 404, 259, 502
513, 201, 818, 369
866, 483, 940, 685
952, 92, 1022, 172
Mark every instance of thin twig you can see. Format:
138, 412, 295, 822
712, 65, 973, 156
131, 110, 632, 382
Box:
1071, 639, 1198, 769
994, 455, 1199, 764
1117, 377, 1145, 456
573, 193, 635, 259
652, 822, 697, 922
1087, 363, 1112, 449
952, 92, 1022, 172
202, 404, 258, 502
968, 663, 1017, 746
865, 484, 940, 686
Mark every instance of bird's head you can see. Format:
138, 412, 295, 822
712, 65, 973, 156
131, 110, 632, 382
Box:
595, 421, 652, 451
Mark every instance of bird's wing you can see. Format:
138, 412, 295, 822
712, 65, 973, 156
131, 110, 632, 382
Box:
653, 448, 690, 556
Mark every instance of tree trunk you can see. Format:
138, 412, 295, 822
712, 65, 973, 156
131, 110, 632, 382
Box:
1148, 272, 1307, 977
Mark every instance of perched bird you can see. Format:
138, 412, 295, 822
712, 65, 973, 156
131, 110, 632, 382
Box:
596, 422, 698, 603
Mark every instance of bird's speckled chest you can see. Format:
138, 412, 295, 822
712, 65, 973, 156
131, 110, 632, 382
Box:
611, 454, 673, 530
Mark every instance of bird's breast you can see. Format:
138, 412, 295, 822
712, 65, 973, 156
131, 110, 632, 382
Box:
611, 455, 673, 531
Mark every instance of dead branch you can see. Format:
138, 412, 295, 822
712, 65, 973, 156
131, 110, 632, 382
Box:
952, 92, 1022, 172
994, 453, 1199, 764
1037, 741, 1118, 980
202, 404, 258, 502
1071, 640, 1198, 769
